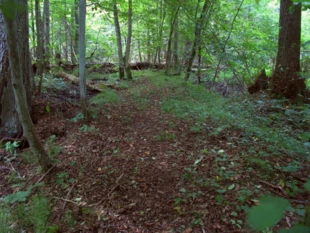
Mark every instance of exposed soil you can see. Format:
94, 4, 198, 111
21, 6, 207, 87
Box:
0, 75, 309, 233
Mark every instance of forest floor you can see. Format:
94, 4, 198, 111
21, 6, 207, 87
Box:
1, 70, 310, 233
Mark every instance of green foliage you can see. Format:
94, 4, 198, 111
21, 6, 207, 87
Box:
46, 135, 63, 160
154, 73, 310, 158
38, 74, 67, 93
55, 172, 74, 189
14, 195, 51, 232
247, 196, 291, 231
0, 195, 51, 233
79, 124, 99, 133
90, 90, 120, 105
279, 225, 310, 233
0, 204, 14, 233
247, 178, 310, 232
154, 131, 177, 141
71, 112, 85, 122
305, 180, 310, 191
3, 190, 31, 204
5, 141, 19, 155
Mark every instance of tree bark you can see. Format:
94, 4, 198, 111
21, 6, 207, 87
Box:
1, 0, 52, 171
271, 0, 305, 102
113, 1, 125, 79
43, 0, 50, 70
35, 0, 44, 95
17, 0, 34, 104
124, 0, 133, 80
0, 13, 20, 138
79, 0, 88, 117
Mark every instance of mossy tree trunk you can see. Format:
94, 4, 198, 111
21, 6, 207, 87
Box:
1, 0, 52, 171
271, 0, 305, 102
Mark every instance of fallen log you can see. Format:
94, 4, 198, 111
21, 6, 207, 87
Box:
56, 72, 119, 91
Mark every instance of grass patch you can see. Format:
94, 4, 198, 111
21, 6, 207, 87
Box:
90, 89, 121, 105
0, 195, 53, 233
134, 71, 310, 159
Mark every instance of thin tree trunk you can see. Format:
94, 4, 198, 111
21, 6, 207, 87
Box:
113, 1, 125, 79
79, 0, 88, 117
74, 0, 79, 63
124, 0, 133, 80
165, 6, 180, 75
30, 0, 36, 58
1, 0, 52, 171
147, 28, 151, 62
43, 0, 50, 70
213, 0, 244, 81
155, 0, 166, 65
138, 38, 142, 62
35, 0, 44, 95
184, 0, 211, 81
173, 16, 179, 68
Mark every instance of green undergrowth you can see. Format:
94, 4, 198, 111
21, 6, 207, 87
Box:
0, 195, 56, 233
138, 71, 310, 159
90, 89, 121, 105
37, 74, 67, 93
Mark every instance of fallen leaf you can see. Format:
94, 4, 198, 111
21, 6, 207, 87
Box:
182, 228, 192, 233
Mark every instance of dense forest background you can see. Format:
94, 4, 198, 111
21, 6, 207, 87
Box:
0, 0, 310, 232
31, 0, 310, 81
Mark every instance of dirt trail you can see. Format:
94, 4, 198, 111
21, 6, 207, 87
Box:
1, 77, 308, 232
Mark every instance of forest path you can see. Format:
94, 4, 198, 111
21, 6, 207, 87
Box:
2, 72, 309, 233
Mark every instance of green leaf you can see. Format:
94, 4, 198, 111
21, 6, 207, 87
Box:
304, 180, 310, 191
246, 196, 290, 231
278, 224, 310, 233
228, 184, 235, 190
3, 190, 31, 204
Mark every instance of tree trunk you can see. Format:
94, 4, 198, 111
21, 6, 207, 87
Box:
0, 0, 33, 139
147, 28, 151, 62
43, 0, 50, 70
165, 6, 180, 75
16, 0, 33, 106
184, 0, 210, 81
35, 0, 44, 95
113, 1, 125, 79
74, 0, 79, 64
79, 0, 88, 117
155, 0, 166, 65
271, 0, 305, 102
172, 16, 179, 68
0, 13, 20, 138
30, 0, 36, 58
1, 0, 52, 171
124, 0, 133, 80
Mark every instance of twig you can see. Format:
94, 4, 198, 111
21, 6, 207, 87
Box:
259, 179, 287, 196
53, 197, 80, 206
62, 182, 76, 210
88, 173, 124, 207
35, 165, 56, 185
